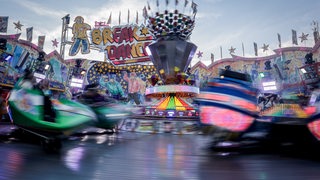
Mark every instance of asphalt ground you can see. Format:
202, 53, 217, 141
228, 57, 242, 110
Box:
1, 123, 320, 180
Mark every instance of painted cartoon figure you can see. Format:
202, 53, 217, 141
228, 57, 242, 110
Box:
99, 74, 124, 100
250, 61, 259, 82
138, 77, 146, 104
123, 71, 141, 105
69, 16, 91, 56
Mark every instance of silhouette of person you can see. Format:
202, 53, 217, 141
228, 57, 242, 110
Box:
36, 79, 56, 122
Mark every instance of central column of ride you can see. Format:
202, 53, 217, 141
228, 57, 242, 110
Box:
137, 1, 199, 134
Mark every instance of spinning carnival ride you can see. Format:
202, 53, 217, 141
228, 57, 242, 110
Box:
121, 1, 200, 134
196, 70, 260, 133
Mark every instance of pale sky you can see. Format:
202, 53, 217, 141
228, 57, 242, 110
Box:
1, 0, 319, 66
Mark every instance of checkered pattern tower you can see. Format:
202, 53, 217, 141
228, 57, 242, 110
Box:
145, 1, 198, 84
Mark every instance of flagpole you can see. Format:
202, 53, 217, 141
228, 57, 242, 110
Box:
220, 46, 222, 59
242, 42, 245, 56
136, 11, 138, 25
157, 0, 159, 12
128, 9, 130, 24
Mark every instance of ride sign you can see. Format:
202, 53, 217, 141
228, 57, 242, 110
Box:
91, 25, 153, 65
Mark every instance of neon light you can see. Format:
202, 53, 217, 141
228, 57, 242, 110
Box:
153, 98, 167, 108
262, 81, 276, 86
176, 97, 194, 110
200, 106, 255, 132
198, 93, 231, 102
145, 85, 199, 95
198, 92, 258, 113
263, 86, 277, 91
166, 96, 175, 110
33, 72, 45, 79
71, 78, 83, 83
300, 68, 307, 74
178, 112, 184, 116
167, 111, 175, 117
233, 100, 257, 112
305, 106, 316, 115
308, 120, 320, 140
157, 96, 170, 110
261, 104, 309, 118
70, 82, 83, 88
174, 97, 186, 111
207, 82, 256, 96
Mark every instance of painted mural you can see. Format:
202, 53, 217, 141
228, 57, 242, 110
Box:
0, 35, 68, 93
83, 61, 158, 104
2, 31, 320, 104
69, 16, 91, 56
191, 46, 318, 96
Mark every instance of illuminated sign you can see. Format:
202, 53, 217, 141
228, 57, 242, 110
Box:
91, 25, 153, 65
145, 85, 199, 95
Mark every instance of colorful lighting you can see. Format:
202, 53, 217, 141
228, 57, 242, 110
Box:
261, 104, 309, 118
262, 81, 277, 91
300, 68, 307, 74
200, 106, 255, 132
146, 85, 199, 95
308, 120, 320, 140
262, 81, 276, 86
197, 92, 258, 113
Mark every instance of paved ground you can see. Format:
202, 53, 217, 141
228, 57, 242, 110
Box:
1, 124, 320, 180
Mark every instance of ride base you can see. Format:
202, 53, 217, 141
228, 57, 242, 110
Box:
120, 85, 200, 134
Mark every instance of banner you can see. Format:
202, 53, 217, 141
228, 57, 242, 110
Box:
191, 1, 198, 15
242, 42, 245, 56
254, 42, 258, 56
26, 27, 33, 42
143, 6, 148, 19
184, 0, 189, 7
107, 12, 112, 24
277, 33, 281, 48
38, 35, 45, 50
127, 9, 130, 24
0, 16, 9, 33
292, 29, 298, 45
136, 11, 138, 24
